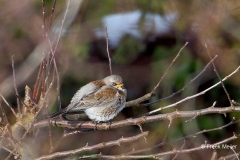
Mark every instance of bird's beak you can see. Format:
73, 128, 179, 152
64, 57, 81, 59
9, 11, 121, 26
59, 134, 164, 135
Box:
116, 83, 124, 88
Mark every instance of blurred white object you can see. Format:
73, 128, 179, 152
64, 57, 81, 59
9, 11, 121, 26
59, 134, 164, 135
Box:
95, 10, 178, 47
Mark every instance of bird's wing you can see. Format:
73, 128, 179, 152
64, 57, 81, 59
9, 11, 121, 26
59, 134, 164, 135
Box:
48, 81, 104, 118
69, 86, 118, 111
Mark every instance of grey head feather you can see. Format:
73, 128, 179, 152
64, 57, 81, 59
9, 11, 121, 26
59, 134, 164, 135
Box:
103, 75, 123, 86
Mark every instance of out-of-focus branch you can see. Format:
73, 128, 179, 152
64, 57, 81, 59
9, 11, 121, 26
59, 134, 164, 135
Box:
11, 56, 21, 115
0, 0, 82, 98
105, 26, 112, 75
35, 132, 148, 160
0, 94, 17, 118
48, 0, 57, 31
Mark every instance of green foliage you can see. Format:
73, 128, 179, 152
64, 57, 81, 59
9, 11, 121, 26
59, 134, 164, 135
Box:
198, 115, 225, 139
113, 35, 146, 65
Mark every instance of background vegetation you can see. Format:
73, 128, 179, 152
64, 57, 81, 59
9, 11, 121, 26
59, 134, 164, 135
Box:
1, 0, 240, 159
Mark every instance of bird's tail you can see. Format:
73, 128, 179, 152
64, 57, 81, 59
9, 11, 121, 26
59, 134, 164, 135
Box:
47, 103, 79, 118
48, 108, 67, 118
47, 104, 73, 118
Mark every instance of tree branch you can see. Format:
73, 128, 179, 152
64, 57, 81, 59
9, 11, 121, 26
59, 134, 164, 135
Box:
35, 131, 148, 160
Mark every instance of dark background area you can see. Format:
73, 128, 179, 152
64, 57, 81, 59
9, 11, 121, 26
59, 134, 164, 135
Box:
1, 1, 240, 159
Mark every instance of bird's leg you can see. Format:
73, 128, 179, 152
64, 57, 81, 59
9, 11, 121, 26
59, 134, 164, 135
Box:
107, 121, 111, 130
93, 121, 98, 130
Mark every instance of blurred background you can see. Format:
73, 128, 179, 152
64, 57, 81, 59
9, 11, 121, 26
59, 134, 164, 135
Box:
1, 0, 240, 159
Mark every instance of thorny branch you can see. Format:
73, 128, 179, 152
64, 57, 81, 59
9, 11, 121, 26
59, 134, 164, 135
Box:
35, 132, 148, 160
34, 105, 240, 130
76, 133, 239, 159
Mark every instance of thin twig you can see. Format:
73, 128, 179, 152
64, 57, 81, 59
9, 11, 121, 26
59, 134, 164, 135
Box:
33, 60, 44, 101
172, 139, 186, 160
126, 118, 239, 155
53, 0, 71, 54
48, 0, 57, 31
205, 43, 233, 106
11, 56, 21, 115
218, 152, 240, 160
151, 42, 188, 94
21, 72, 56, 140
0, 94, 17, 118
140, 55, 218, 107
0, 101, 8, 124
42, 0, 46, 36
105, 26, 112, 75
229, 146, 240, 160
143, 65, 240, 116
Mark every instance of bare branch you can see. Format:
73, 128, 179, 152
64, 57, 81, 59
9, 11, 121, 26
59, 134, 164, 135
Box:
35, 132, 148, 160
105, 26, 112, 75
143, 64, 240, 116
125, 93, 152, 108
76, 133, 238, 159
48, 0, 57, 31
151, 42, 188, 94
53, 0, 71, 55
205, 43, 233, 107
33, 60, 44, 101
42, 0, 46, 36
140, 55, 218, 107
21, 72, 56, 139
0, 101, 8, 125
34, 105, 240, 130
11, 56, 21, 115
127, 117, 239, 155
219, 152, 240, 160
0, 94, 17, 118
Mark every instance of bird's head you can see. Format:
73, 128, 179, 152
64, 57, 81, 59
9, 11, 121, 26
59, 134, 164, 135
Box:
103, 75, 125, 90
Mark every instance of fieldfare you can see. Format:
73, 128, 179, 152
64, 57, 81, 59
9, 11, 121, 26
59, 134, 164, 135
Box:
49, 75, 127, 122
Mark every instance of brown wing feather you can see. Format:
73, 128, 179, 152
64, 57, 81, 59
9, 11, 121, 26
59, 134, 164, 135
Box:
69, 86, 118, 111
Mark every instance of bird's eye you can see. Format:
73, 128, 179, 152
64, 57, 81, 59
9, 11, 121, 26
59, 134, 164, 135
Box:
112, 82, 117, 86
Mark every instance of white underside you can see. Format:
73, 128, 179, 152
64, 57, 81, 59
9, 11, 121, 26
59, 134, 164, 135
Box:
85, 105, 124, 122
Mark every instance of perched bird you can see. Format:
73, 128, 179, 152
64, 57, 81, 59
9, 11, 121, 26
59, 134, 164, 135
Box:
49, 75, 127, 122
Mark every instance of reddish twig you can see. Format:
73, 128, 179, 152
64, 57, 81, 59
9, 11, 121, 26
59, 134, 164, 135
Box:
48, 0, 57, 31
33, 60, 44, 101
